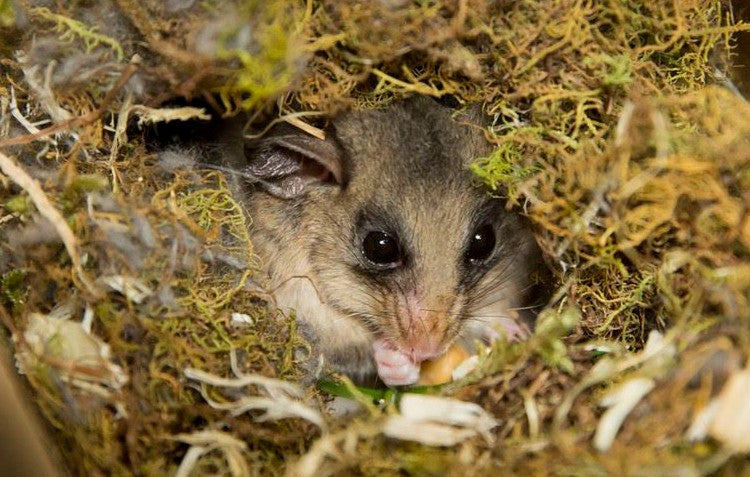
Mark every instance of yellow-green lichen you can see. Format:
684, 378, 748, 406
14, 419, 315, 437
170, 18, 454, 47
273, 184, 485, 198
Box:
29, 7, 125, 61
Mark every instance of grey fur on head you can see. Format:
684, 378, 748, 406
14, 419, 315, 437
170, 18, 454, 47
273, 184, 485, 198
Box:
217, 96, 550, 386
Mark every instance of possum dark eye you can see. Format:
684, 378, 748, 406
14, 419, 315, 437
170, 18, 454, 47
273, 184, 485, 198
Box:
362, 231, 401, 267
465, 224, 496, 264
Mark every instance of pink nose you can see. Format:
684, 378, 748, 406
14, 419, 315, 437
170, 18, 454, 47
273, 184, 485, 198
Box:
398, 291, 450, 361
403, 336, 444, 362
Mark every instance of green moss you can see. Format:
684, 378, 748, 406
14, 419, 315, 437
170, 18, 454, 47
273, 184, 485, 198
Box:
584, 54, 634, 87
5, 194, 31, 214
214, 2, 305, 110
59, 174, 110, 214
0, 0, 15, 28
470, 128, 542, 197
534, 307, 581, 373
0, 269, 28, 309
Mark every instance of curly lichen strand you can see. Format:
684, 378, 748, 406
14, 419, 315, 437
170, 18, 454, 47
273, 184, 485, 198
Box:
29, 7, 124, 61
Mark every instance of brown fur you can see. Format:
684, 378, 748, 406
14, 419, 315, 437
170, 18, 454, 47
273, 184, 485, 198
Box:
223, 97, 549, 384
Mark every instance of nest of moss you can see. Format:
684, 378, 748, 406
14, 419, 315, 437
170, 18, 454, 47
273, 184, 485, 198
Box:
1, 0, 749, 475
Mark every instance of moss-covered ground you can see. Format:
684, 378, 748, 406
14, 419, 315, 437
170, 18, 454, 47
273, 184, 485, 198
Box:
0, 0, 749, 475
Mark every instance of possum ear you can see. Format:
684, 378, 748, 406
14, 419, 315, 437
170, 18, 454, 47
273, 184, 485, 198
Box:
244, 128, 345, 199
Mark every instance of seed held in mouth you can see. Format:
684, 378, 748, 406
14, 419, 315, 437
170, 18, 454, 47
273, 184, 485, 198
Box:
418, 345, 472, 386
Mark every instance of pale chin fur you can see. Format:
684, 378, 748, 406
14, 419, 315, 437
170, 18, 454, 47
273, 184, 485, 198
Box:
266, 251, 526, 383
264, 253, 377, 379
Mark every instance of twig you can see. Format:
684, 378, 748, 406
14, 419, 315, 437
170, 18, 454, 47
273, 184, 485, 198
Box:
284, 115, 326, 140
243, 111, 326, 140
9, 86, 56, 146
0, 59, 140, 148
0, 151, 100, 297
